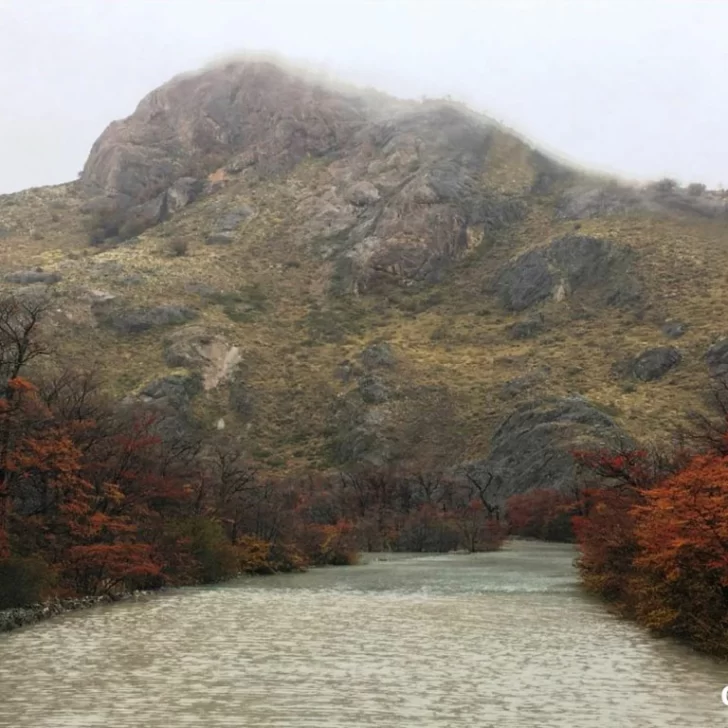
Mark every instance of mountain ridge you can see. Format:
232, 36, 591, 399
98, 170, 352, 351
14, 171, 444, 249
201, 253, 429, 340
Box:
1, 57, 727, 498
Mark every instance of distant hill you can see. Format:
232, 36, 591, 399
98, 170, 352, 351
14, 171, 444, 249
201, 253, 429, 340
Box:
1, 57, 727, 498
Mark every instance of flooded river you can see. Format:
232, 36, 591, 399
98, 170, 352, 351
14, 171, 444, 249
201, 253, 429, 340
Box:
0, 541, 726, 727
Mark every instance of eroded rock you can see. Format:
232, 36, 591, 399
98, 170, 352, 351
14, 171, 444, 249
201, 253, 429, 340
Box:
495, 235, 640, 311
631, 347, 681, 381
464, 396, 626, 500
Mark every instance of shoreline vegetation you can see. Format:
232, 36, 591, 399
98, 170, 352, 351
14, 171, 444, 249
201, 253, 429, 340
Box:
504, 393, 728, 659
0, 294, 505, 625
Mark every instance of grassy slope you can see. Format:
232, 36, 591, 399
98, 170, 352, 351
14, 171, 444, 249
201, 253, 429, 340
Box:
0, 130, 726, 470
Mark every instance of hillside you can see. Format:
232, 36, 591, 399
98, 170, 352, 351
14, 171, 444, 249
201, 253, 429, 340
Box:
1, 58, 727, 496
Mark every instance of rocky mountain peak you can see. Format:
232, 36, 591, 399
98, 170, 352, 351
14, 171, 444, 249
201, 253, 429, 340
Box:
80, 60, 375, 204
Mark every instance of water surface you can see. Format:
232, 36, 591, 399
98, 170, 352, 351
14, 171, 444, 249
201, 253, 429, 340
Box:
0, 541, 726, 727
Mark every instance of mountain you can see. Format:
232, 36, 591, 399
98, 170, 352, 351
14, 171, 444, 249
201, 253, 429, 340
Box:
1, 58, 727, 497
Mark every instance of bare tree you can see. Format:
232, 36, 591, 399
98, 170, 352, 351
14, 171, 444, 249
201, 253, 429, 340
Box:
0, 294, 51, 390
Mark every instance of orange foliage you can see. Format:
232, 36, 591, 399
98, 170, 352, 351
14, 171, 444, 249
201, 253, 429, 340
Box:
506, 488, 576, 542
574, 445, 728, 655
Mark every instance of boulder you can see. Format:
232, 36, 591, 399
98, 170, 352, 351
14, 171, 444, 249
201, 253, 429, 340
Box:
464, 396, 626, 500
140, 373, 203, 409
662, 321, 688, 339
706, 339, 728, 378
630, 346, 681, 381
165, 177, 203, 213
164, 327, 240, 389
359, 341, 396, 369
495, 249, 553, 312
358, 374, 389, 404
344, 181, 380, 206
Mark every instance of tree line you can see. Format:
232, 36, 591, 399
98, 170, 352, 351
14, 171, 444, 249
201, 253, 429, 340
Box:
0, 294, 505, 609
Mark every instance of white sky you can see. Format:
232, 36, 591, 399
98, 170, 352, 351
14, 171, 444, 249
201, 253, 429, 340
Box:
1, 0, 726, 193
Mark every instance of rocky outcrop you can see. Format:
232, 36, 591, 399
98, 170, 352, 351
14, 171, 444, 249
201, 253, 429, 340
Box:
464, 396, 626, 500
164, 327, 241, 390
495, 235, 640, 311
81, 62, 369, 203
617, 346, 682, 382
358, 374, 389, 404
706, 339, 728, 378
662, 321, 688, 339
94, 303, 198, 334
496, 250, 553, 311
140, 373, 203, 409
359, 341, 396, 369
79, 60, 530, 291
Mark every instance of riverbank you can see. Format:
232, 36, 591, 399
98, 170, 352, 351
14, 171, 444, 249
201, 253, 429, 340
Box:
0, 591, 155, 634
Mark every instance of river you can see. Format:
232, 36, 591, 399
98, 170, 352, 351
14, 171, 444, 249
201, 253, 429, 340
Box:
0, 541, 726, 727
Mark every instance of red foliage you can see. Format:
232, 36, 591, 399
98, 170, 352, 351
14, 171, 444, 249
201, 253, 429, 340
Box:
506, 488, 576, 541
573, 445, 728, 655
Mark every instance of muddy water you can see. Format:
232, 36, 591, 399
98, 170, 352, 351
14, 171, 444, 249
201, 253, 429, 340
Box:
0, 541, 726, 727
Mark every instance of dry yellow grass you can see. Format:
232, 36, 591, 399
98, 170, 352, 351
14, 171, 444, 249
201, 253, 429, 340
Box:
1, 144, 727, 471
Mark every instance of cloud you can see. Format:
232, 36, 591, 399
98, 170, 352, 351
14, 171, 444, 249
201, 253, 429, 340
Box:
1, 0, 725, 193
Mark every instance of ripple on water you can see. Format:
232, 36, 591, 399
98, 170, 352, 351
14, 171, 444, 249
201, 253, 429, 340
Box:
0, 543, 726, 727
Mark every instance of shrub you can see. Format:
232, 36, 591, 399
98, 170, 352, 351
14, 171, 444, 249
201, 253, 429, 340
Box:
167, 239, 189, 257
651, 178, 678, 194
165, 517, 239, 584
687, 182, 707, 197
0, 556, 54, 608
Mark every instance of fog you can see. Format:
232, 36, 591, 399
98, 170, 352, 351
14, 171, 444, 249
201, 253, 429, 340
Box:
1, 0, 726, 193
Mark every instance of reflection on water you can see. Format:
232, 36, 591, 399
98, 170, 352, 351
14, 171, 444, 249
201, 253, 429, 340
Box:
0, 541, 726, 727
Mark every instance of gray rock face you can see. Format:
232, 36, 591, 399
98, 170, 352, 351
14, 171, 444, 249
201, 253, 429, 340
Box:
630, 346, 681, 381
496, 249, 553, 311
216, 206, 254, 231
495, 235, 640, 311
327, 395, 396, 467
359, 341, 396, 369
140, 373, 203, 409
662, 321, 687, 339
228, 374, 254, 419
81, 61, 368, 202
465, 396, 626, 500
344, 181, 380, 206
95, 304, 198, 334
358, 374, 389, 404
166, 177, 203, 213
5, 269, 61, 284
706, 339, 728, 378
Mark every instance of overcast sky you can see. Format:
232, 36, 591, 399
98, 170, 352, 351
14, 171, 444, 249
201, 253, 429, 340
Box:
0, 0, 726, 193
